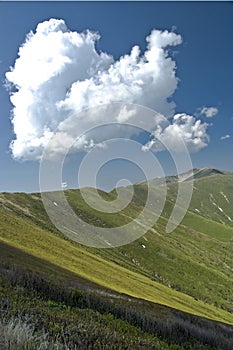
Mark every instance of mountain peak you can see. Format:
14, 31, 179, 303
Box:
184, 168, 225, 181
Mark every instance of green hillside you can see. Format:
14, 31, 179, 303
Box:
0, 169, 233, 348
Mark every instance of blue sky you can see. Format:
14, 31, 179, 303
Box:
0, 1, 233, 193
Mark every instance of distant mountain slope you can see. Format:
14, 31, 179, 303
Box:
162, 170, 233, 227
135, 167, 227, 188
182, 168, 225, 182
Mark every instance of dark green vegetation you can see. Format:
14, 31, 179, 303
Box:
0, 168, 233, 348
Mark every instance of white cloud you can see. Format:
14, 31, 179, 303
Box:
220, 134, 230, 140
5, 18, 209, 160
61, 182, 67, 189
200, 106, 218, 118
142, 113, 209, 153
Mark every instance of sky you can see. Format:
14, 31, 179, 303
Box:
0, 1, 233, 193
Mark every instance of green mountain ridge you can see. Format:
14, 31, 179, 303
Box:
183, 167, 226, 181
0, 168, 233, 348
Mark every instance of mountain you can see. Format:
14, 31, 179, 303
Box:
0, 168, 233, 349
181, 167, 226, 181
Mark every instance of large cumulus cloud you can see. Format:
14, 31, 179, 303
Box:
5, 18, 208, 160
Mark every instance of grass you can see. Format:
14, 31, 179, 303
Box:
1, 265, 232, 350
98, 215, 233, 313
0, 198, 233, 324
0, 169, 233, 348
166, 172, 233, 227
0, 317, 62, 350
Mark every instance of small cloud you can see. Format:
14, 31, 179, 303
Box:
200, 106, 218, 118
171, 25, 177, 32
220, 134, 230, 140
142, 113, 209, 153
61, 181, 67, 189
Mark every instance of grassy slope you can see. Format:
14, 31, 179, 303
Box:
0, 183, 233, 328
94, 214, 233, 313
94, 173, 233, 314
168, 172, 233, 227
1, 204, 232, 325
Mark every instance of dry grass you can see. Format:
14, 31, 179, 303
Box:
0, 317, 65, 350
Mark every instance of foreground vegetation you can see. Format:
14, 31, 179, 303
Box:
1, 264, 233, 349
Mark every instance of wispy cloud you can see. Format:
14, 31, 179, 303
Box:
61, 182, 67, 189
199, 106, 218, 118
220, 134, 230, 140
